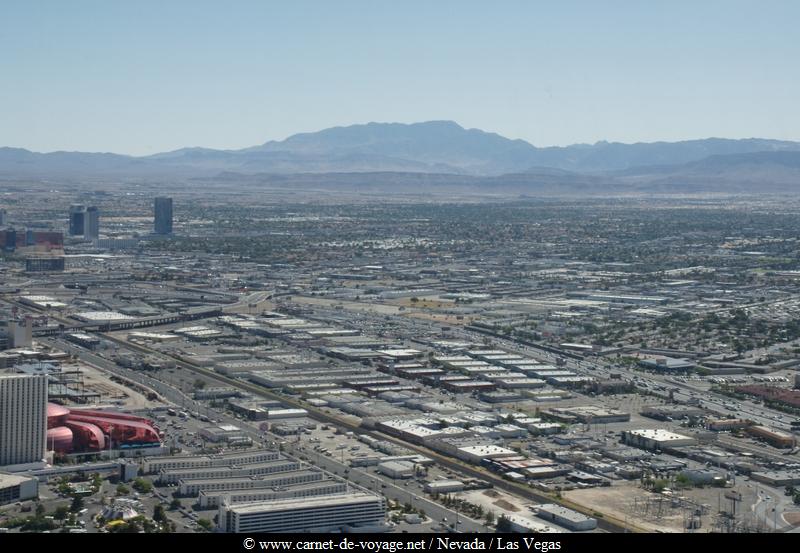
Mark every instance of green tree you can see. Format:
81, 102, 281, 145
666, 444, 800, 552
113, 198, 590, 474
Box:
91, 473, 103, 490
652, 479, 669, 493
675, 473, 692, 489
197, 518, 213, 532
153, 504, 166, 523
132, 478, 153, 493
53, 505, 70, 520
70, 495, 84, 512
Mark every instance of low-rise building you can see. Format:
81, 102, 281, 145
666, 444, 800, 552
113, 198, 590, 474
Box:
548, 406, 630, 424
750, 471, 800, 487
622, 429, 697, 451
376, 460, 415, 479
534, 503, 597, 531
746, 425, 797, 448
217, 492, 387, 533
0, 472, 38, 505
423, 479, 464, 494
179, 470, 323, 497
198, 481, 346, 508
502, 513, 561, 533
141, 449, 278, 474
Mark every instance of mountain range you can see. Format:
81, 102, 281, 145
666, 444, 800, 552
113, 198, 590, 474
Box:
3, 121, 800, 193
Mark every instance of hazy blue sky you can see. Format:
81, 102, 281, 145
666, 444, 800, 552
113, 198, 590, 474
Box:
2, 1, 799, 155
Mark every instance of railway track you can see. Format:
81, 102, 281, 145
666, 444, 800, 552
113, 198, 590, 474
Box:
98, 331, 642, 533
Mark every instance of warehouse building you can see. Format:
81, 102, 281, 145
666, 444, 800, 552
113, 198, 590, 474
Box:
534, 503, 597, 531
455, 444, 519, 464
547, 406, 630, 424
622, 429, 697, 451
746, 425, 797, 449
679, 469, 725, 486
424, 480, 465, 494
638, 356, 695, 372
707, 419, 751, 431
502, 514, 561, 533
376, 460, 415, 479
750, 471, 800, 487
641, 405, 706, 422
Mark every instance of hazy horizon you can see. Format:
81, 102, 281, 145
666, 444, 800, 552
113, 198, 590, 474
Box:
2, 1, 799, 155
4, 119, 800, 157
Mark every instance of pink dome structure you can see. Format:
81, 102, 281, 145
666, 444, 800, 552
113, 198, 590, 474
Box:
45, 402, 160, 453
65, 421, 106, 451
47, 426, 74, 453
47, 403, 71, 428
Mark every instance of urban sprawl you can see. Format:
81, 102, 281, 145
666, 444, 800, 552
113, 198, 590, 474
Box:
2, 186, 800, 534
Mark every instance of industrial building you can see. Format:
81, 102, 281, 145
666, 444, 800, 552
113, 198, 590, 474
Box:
638, 356, 695, 372
679, 469, 725, 486
65, 332, 102, 349
423, 479, 464, 494
746, 425, 797, 448
621, 429, 697, 451
547, 405, 630, 424
502, 514, 560, 533
534, 503, 597, 531
376, 460, 415, 479
750, 471, 800, 487
707, 419, 751, 431
641, 405, 706, 421
198, 423, 250, 443
217, 492, 387, 533
453, 444, 518, 464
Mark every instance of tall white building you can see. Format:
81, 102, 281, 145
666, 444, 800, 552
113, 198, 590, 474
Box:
218, 492, 387, 533
7, 318, 33, 348
0, 374, 48, 467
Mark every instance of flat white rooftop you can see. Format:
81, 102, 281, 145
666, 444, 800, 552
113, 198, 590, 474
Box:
228, 492, 380, 514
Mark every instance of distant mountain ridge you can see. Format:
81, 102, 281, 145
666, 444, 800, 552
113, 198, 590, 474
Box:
2, 121, 800, 193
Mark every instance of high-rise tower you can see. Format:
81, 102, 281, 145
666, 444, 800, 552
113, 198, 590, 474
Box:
68, 205, 86, 236
85, 206, 100, 239
154, 197, 173, 235
0, 374, 48, 467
